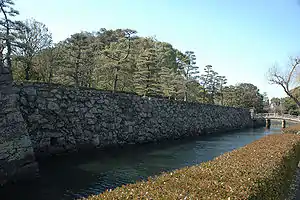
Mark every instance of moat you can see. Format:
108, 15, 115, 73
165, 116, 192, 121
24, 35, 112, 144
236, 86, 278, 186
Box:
0, 121, 289, 200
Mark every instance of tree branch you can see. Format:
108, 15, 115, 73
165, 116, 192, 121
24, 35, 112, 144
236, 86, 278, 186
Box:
287, 58, 300, 85
103, 30, 132, 62
268, 59, 300, 107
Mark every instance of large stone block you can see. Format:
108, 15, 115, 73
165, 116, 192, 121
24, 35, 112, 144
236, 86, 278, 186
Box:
0, 81, 38, 186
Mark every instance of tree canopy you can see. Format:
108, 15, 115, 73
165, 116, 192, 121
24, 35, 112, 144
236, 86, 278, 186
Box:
0, 0, 266, 111
269, 87, 300, 115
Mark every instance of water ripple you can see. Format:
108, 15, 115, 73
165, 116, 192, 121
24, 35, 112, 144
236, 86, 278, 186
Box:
0, 123, 289, 200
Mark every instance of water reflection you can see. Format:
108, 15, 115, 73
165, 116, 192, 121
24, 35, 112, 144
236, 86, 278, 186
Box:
0, 121, 293, 200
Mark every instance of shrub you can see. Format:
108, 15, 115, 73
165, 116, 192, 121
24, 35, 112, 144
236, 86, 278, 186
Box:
84, 134, 300, 200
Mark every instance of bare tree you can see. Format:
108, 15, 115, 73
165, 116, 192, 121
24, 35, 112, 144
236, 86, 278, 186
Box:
268, 57, 300, 107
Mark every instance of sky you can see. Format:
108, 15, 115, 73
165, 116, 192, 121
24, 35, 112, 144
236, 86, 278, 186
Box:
14, 0, 300, 99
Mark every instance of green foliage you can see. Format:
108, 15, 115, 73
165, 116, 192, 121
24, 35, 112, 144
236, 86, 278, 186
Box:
186, 80, 204, 102
159, 66, 176, 98
58, 32, 95, 87
99, 29, 137, 92
32, 47, 61, 83
14, 18, 52, 80
134, 47, 161, 96
199, 65, 227, 104
12, 27, 207, 101
262, 92, 269, 112
4, 0, 267, 109
270, 87, 300, 115
10, 25, 267, 109
0, 0, 267, 112
0, 0, 26, 71
283, 97, 299, 114
200, 65, 213, 102
178, 51, 199, 101
84, 134, 300, 200
222, 83, 264, 112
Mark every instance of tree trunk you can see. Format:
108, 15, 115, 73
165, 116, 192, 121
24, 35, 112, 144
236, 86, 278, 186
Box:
221, 94, 223, 106
202, 89, 206, 102
74, 67, 79, 87
184, 91, 187, 101
25, 63, 30, 80
282, 85, 300, 108
5, 23, 11, 72
184, 82, 188, 102
48, 65, 53, 83
113, 66, 119, 93
288, 93, 300, 108
220, 85, 223, 105
48, 57, 54, 83
75, 50, 81, 87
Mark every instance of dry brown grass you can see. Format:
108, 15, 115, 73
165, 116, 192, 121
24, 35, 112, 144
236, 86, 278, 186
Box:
84, 134, 300, 200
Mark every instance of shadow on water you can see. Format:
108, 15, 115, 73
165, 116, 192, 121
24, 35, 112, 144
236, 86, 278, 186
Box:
0, 121, 295, 200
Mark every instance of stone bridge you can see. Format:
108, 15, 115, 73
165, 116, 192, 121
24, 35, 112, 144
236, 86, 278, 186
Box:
255, 113, 300, 122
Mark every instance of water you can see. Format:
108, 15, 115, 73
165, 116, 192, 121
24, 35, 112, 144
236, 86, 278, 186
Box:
0, 121, 292, 200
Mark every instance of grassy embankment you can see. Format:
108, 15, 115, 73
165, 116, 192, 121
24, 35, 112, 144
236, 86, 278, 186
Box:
85, 126, 300, 200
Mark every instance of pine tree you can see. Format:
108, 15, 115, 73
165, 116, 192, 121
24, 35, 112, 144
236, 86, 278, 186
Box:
101, 29, 136, 92
0, 0, 25, 73
200, 65, 213, 102
206, 70, 219, 103
134, 48, 161, 97
215, 75, 227, 105
172, 72, 186, 100
59, 32, 95, 87
156, 41, 178, 99
159, 66, 176, 99
179, 51, 199, 101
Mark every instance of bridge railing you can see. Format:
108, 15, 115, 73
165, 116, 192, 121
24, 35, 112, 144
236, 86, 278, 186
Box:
254, 113, 300, 122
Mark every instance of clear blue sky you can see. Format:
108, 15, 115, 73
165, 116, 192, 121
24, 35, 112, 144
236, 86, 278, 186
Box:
14, 0, 300, 99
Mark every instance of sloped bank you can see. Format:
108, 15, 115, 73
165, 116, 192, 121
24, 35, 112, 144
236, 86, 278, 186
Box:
85, 134, 300, 200
15, 82, 259, 158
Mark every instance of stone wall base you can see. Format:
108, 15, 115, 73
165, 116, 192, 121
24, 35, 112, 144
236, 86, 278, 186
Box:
0, 77, 38, 186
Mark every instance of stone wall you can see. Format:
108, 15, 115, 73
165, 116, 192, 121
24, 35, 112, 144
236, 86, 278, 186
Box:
0, 69, 37, 185
15, 83, 255, 158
